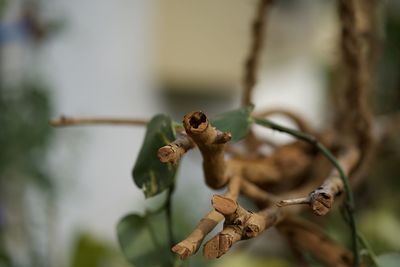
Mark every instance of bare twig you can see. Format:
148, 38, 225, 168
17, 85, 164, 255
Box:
172, 175, 241, 260
50, 116, 148, 127
158, 133, 195, 164
278, 147, 360, 216
183, 111, 232, 189
172, 209, 223, 260
203, 195, 283, 259
242, 0, 273, 106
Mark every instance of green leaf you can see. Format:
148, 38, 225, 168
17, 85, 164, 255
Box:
377, 253, 400, 267
117, 212, 175, 267
211, 105, 254, 142
133, 114, 177, 198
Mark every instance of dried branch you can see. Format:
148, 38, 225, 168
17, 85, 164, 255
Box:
236, 141, 315, 186
183, 111, 232, 189
241, 159, 331, 213
50, 116, 148, 127
172, 210, 223, 260
157, 132, 195, 164
242, 0, 273, 106
203, 195, 283, 259
278, 147, 359, 216
203, 225, 243, 259
338, 0, 374, 167
172, 175, 241, 260
242, 206, 282, 239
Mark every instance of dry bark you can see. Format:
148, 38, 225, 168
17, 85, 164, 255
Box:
203, 195, 284, 259
171, 175, 241, 260
158, 132, 195, 164
183, 111, 232, 189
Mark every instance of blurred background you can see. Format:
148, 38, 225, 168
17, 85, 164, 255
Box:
0, 0, 399, 266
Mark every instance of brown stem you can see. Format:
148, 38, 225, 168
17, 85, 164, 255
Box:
171, 175, 241, 260
242, 206, 282, 239
50, 116, 148, 127
172, 210, 223, 260
158, 132, 195, 164
204, 195, 251, 259
238, 141, 315, 186
183, 111, 232, 189
204, 195, 283, 259
242, 0, 273, 106
337, 0, 374, 168
277, 147, 360, 216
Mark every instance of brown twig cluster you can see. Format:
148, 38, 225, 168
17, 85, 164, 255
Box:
160, 109, 361, 266
156, 106, 358, 264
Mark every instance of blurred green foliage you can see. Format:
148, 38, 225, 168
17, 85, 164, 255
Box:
70, 232, 131, 267
117, 211, 178, 267
376, 10, 400, 114
0, 81, 54, 267
0, 0, 6, 16
0, 82, 54, 191
376, 253, 400, 267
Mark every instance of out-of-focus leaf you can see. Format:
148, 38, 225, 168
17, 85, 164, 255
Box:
117, 212, 175, 267
70, 232, 130, 267
377, 253, 400, 267
0, 250, 12, 267
359, 209, 400, 252
211, 105, 254, 142
0, 0, 6, 15
132, 114, 177, 198
0, 82, 54, 191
